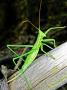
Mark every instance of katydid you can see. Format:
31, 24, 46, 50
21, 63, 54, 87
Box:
7, 0, 66, 83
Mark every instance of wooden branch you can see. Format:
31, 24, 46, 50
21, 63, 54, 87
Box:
8, 42, 67, 90
0, 79, 9, 90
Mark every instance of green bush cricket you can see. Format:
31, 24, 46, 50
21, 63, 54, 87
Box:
7, 0, 66, 84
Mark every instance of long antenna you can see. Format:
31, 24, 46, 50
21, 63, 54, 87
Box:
14, 20, 39, 31
39, 0, 42, 30
45, 26, 66, 35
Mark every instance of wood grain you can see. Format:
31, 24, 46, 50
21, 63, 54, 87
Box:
0, 79, 9, 90
8, 42, 67, 90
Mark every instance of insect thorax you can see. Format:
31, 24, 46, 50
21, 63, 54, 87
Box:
32, 30, 44, 50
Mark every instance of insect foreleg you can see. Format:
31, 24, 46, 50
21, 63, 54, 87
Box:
41, 45, 49, 56
42, 39, 56, 48
41, 45, 55, 59
42, 43, 53, 49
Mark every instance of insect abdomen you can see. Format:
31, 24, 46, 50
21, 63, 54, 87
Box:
21, 49, 39, 72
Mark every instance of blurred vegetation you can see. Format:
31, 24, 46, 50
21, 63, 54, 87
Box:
0, 0, 67, 56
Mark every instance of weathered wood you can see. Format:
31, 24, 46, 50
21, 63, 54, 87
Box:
0, 79, 9, 90
8, 42, 67, 90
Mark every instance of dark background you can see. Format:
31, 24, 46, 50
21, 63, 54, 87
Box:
0, 0, 67, 50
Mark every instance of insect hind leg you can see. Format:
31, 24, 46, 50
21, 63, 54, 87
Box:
7, 44, 33, 56
13, 56, 22, 70
13, 49, 35, 70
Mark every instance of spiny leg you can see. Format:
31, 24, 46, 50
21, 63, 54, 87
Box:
42, 39, 56, 48
41, 45, 55, 59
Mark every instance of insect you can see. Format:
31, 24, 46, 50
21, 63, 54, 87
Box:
7, 0, 66, 83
